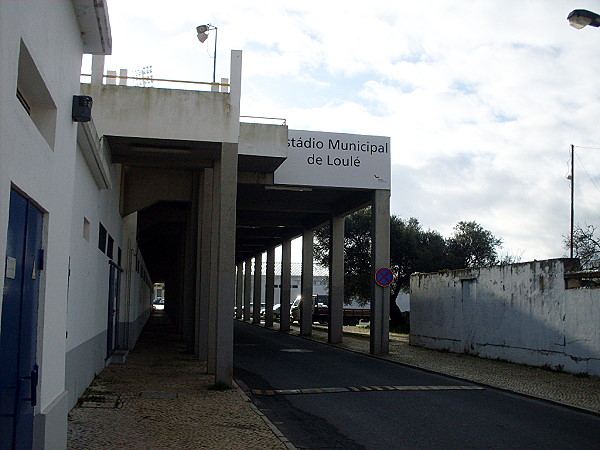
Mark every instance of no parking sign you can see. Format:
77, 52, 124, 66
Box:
375, 267, 394, 287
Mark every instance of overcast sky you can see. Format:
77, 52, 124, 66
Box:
92, 0, 600, 262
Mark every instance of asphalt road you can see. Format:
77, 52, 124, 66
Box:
233, 321, 600, 449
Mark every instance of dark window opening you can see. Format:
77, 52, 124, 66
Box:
98, 223, 107, 253
107, 235, 114, 259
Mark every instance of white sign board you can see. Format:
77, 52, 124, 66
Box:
274, 130, 390, 190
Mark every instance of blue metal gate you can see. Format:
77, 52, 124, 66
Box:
0, 189, 43, 449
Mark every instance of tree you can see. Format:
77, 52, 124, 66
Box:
446, 221, 502, 268
564, 224, 600, 270
314, 211, 504, 329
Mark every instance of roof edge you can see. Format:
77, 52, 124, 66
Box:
72, 0, 112, 55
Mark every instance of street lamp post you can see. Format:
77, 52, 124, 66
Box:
567, 9, 600, 29
196, 24, 218, 83
566, 10, 600, 255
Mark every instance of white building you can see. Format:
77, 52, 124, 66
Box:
0, 1, 391, 448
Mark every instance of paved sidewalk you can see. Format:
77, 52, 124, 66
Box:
68, 312, 288, 449
68, 316, 600, 449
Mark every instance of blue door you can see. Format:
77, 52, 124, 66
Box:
106, 262, 121, 358
0, 189, 43, 450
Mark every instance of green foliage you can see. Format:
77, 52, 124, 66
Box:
447, 221, 503, 269
314, 210, 504, 319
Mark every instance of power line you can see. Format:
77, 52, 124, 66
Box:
573, 145, 600, 150
575, 151, 600, 194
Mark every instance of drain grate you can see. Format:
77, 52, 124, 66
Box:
79, 395, 120, 408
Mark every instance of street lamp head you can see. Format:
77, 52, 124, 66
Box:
196, 24, 214, 43
195, 24, 218, 83
567, 9, 600, 29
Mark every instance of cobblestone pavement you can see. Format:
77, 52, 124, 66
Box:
285, 323, 600, 414
69, 316, 600, 449
67, 313, 288, 450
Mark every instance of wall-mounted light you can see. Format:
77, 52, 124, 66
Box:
72, 95, 93, 122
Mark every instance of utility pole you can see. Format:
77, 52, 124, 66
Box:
570, 144, 575, 259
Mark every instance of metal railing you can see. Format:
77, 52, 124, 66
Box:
80, 73, 230, 89
240, 115, 287, 126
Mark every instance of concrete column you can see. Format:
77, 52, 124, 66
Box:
183, 172, 200, 353
196, 169, 213, 361
243, 259, 252, 321
279, 241, 292, 332
214, 143, 238, 385
300, 230, 314, 336
253, 253, 263, 324
329, 216, 345, 344
208, 165, 220, 373
265, 247, 275, 328
235, 263, 243, 320
370, 190, 390, 355
91, 55, 105, 85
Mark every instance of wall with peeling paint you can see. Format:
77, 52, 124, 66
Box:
409, 258, 600, 376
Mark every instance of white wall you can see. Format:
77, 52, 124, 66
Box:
410, 259, 600, 376
66, 151, 154, 407
122, 212, 153, 350
0, 0, 85, 431
65, 146, 121, 407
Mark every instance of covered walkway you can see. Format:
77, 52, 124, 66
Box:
67, 311, 287, 449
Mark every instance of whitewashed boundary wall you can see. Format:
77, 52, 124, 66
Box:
410, 259, 600, 376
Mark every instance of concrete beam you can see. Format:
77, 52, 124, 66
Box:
370, 190, 390, 355
279, 240, 292, 332
235, 263, 243, 320
300, 230, 314, 336
253, 253, 263, 325
214, 142, 238, 385
183, 173, 199, 353
243, 259, 252, 321
265, 247, 275, 328
329, 216, 344, 344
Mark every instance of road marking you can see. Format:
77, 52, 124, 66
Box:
251, 385, 485, 396
280, 348, 314, 353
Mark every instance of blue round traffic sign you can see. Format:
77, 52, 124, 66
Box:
375, 267, 394, 287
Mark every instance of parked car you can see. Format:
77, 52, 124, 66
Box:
291, 295, 370, 326
153, 297, 164, 310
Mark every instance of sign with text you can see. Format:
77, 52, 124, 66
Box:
274, 130, 391, 189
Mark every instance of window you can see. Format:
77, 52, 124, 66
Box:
17, 40, 57, 149
107, 235, 114, 259
98, 223, 107, 253
118, 247, 122, 266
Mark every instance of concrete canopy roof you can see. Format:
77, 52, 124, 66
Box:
235, 182, 372, 263
104, 133, 372, 270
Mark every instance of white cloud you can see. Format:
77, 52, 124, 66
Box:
100, 0, 600, 262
